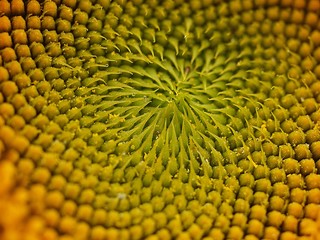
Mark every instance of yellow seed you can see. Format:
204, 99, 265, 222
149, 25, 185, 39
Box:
304, 203, 320, 220
60, 200, 77, 217
11, 0, 25, 15
12, 29, 28, 45
43, 209, 60, 228
32, 166, 51, 184
91, 226, 106, 240
209, 228, 224, 240
267, 211, 285, 228
76, 204, 93, 222
46, 190, 65, 209
26, 0, 41, 15
0, 161, 16, 195
263, 226, 280, 240
305, 12, 318, 27
0, 0, 10, 15
0, 32, 12, 49
8, 58, 24, 76
307, 188, 320, 204
0, 66, 9, 83
0, 102, 15, 120
59, 216, 76, 235
0, 125, 15, 147
1, 47, 17, 63
10, 135, 30, 154
49, 174, 66, 191
299, 218, 318, 236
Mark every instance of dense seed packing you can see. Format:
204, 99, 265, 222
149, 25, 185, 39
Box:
0, 0, 320, 239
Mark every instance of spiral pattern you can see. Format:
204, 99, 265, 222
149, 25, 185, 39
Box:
0, 0, 320, 240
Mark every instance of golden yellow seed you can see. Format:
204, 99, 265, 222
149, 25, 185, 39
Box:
76, 204, 93, 222
263, 226, 280, 240
19, 104, 37, 122
0, 0, 10, 15
280, 8, 292, 22
308, 0, 320, 11
92, 208, 107, 226
13, 73, 31, 89
1, 47, 17, 64
32, 167, 51, 184
61, 200, 77, 217
3, 149, 20, 164
11, 0, 25, 15
5, 60, 23, 78
267, 211, 285, 228
291, 0, 303, 8
226, 226, 244, 240
12, 29, 28, 45
311, 31, 320, 49
209, 228, 224, 240
24, 145, 43, 162
282, 215, 298, 233
0, 32, 12, 49
17, 158, 34, 177
41, 16, 56, 30
313, 47, 320, 64
27, 15, 41, 29
300, 158, 316, 176
49, 174, 66, 191
79, 188, 96, 204
90, 225, 106, 240
0, 66, 9, 82
299, 218, 318, 236
42, 228, 58, 240
46, 190, 65, 209
10, 135, 30, 154
129, 225, 143, 240
39, 153, 58, 171
290, 9, 304, 24
250, 205, 267, 223
247, 219, 264, 238
64, 182, 80, 200
310, 141, 320, 160
305, 12, 318, 27
0, 161, 16, 195
299, 42, 312, 59
0, 125, 14, 146
26, 0, 41, 15
301, 56, 315, 71
176, 232, 191, 240
290, 188, 306, 204
231, 213, 247, 229
280, 231, 297, 240
28, 29, 43, 43
73, 222, 90, 240
43, 209, 60, 228
305, 173, 320, 189
269, 196, 285, 212
59, 216, 76, 235
303, 99, 318, 116
307, 188, 320, 204
311, 109, 320, 123
0, 102, 15, 119
304, 203, 320, 220
287, 173, 304, 189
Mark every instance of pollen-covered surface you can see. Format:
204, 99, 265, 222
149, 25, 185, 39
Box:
1, 0, 320, 239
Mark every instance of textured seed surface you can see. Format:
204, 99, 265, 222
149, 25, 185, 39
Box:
0, 0, 320, 239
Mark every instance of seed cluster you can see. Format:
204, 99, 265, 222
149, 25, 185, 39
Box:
0, 0, 320, 239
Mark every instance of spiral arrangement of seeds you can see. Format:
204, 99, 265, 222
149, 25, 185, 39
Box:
0, 0, 320, 239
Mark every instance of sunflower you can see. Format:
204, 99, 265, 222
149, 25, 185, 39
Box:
0, 0, 320, 239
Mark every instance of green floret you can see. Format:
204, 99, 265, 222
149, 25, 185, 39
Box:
1, 0, 320, 239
